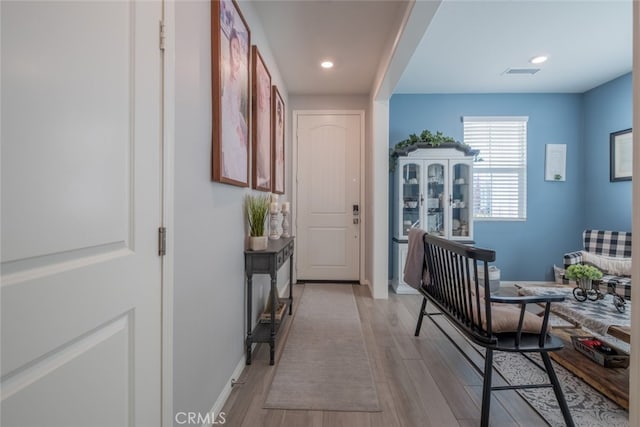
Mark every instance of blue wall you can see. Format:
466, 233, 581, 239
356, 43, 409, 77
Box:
582, 73, 633, 231
390, 93, 586, 281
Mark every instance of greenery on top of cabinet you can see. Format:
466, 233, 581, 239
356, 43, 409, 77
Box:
389, 130, 476, 172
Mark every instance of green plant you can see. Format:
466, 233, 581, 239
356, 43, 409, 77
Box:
389, 129, 468, 171
245, 194, 270, 236
565, 264, 603, 280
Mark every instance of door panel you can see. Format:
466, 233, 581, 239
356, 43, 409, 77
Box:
308, 228, 347, 266
1, 1, 162, 425
2, 315, 131, 427
297, 114, 361, 281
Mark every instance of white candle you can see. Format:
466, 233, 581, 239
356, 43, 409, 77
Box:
282, 202, 290, 212
270, 193, 279, 204
270, 202, 279, 213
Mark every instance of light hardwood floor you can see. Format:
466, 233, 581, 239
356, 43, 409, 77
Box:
221, 284, 548, 427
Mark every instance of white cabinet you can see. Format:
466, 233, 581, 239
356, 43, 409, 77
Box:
391, 145, 477, 294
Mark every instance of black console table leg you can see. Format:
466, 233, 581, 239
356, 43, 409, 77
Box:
288, 254, 294, 315
269, 274, 277, 365
246, 274, 253, 365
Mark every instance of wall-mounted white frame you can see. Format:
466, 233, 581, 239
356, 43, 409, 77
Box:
610, 128, 633, 182
545, 144, 566, 181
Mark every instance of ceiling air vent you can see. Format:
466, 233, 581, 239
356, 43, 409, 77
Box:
503, 68, 540, 75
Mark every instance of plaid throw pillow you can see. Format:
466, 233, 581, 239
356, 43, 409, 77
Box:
583, 230, 632, 258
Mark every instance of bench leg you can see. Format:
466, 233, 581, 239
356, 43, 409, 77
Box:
480, 348, 493, 427
414, 297, 427, 337
541, 352, 575, 427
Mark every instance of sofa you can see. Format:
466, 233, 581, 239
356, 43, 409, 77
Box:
564, 229, 632, 299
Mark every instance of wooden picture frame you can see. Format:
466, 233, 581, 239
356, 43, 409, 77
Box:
251, 46, 272, 192
610, 128, 633, 182
271, 85, 285, 194
211, 0, 251, 186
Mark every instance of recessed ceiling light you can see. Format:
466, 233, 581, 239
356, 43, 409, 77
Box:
320, 61, 334, 69
530, 55, 548, 64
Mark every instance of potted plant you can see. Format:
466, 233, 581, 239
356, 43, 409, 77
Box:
565, 264, 603, 290
245, 194, 270, 250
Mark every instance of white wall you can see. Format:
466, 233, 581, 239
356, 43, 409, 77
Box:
173, 1, 289, 422
368, 99, 390, 299
362, 0, 440, 299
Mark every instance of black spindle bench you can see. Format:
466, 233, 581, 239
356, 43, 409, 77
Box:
413, 233, 574, 427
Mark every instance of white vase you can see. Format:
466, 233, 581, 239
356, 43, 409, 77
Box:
249, 235, 268, 251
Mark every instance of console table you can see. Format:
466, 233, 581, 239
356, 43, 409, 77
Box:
244, 237, 294, 365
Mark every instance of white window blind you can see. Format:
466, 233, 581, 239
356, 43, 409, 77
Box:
463, 116, 527, 220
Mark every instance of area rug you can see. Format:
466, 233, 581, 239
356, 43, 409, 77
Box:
439, 308, 630, 426
491, 351, 628, 426
264, 284, 380, 412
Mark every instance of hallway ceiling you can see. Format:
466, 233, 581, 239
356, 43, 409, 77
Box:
250, 0, 408, 95
251, 0, 633, 96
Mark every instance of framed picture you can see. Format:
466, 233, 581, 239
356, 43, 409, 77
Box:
610, 128, 633, 182
544, 144, 566, 181
271, 85, 285, 194
251, 46, 272, 192
211, 0, 251, 187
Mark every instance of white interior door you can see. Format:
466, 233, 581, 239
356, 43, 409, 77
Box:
1, 2, 163, 426
296, 113, 362, 281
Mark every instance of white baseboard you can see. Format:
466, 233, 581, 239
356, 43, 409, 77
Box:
207, 281, 292, 427
389, 279, 420, 295
204, 355, 247, 427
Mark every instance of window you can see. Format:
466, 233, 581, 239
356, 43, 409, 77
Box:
463, 116, 527, 220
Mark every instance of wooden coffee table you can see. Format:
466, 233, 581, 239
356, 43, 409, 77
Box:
549, 327, 628, 409
517, 285, 631, 342
514, 284, 630, 409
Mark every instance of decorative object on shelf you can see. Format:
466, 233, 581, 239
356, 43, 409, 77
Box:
610, 128, 633, 182
269, 202, 280, 240
245, 193, 270, 250
260, 290, 286, 323
389, 129, 478, 171
281, 202, 290, 238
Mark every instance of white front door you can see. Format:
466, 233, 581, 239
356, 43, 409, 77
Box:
296, 113, 362, 281
1, 2, 163, 426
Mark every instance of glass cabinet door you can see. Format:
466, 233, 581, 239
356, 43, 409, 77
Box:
425, 163, 445, 236
450, 162, 471, 239
401, 163, 421, 237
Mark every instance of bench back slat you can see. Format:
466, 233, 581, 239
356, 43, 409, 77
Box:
422, 234, 496, 345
